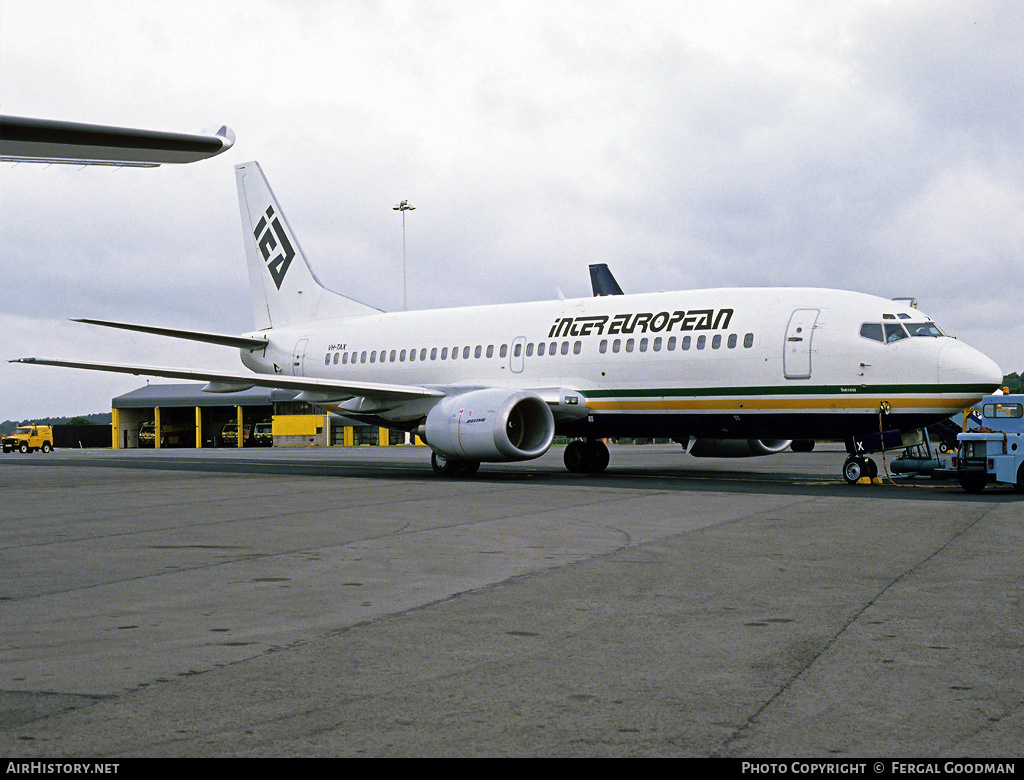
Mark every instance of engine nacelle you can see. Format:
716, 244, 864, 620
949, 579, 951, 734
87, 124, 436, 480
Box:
424, 388, 555, 462
687, 438, 792, 458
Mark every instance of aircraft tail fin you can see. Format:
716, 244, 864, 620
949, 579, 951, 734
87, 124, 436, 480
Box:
235, 161, 380, 329
589, 263, 624, 296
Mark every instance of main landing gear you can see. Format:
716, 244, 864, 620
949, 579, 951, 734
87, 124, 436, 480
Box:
842, 455, 878, 484
563, 439, 610, 474
430, 451, 480, 476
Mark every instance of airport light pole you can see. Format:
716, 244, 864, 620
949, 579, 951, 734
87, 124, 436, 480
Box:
393, 199, 415, 311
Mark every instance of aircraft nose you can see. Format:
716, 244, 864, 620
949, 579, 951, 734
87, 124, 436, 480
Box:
937, 340, 1003, 392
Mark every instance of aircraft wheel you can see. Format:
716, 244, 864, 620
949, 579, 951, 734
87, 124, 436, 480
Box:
431, 451, 459, 475
866, 457, 878, 479
564, 440, 589, 473
842, 456, 865, 484
958, 473, 987, 494
431, 451, 478, 477
564, 440, 610, 474
587, 440, 610, 473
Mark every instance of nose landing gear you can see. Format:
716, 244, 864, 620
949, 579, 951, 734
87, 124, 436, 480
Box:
842, 455, 878, 484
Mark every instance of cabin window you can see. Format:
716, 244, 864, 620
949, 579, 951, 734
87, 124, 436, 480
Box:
743, 333, 754, 348
409, 349, 417, 362
625, 338, 635, 353
486, 345, 494, 358
549, 341, 557, 356
430, 348, 438, 360
573, 341, 581, 355
342, 353, 349, 365
712, 335, 721, 349
612, 339, 621, 353
600, 339, 608, 354
639, 338, 648, 352
538, 342, 546, 356
500, 344, 508, 358
463, 346, 471, 359
452, 347, 459, 360
682, 336, 691, 350
526, 343, 534, 357
697, 335, 706, 350
513, 343, 521, 357
360, 351, 367, 363
653, 337, 662, 352
370, 352, 376, 363
727, 334, 737, 349
667, 336, 676, 351
561, 341, 569, 355
474, 345, 482, 359
324, 353, 330, 365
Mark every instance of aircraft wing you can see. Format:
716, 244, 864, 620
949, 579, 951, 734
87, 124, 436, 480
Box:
10, 357, 443, 403
0, 115, 235, 167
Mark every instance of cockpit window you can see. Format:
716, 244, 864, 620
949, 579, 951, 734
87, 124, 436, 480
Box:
860, 323, 884, 343
905, 322, 943, 337
897, 313, 912, 320
884, 323, 908, 343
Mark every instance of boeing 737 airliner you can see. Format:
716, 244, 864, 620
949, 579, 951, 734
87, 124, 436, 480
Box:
13, 161, 1003, 479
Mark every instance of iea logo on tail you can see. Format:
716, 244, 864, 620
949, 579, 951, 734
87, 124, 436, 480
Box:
253, 206, 295, 289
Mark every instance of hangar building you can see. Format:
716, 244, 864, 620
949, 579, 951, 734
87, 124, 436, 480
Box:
112, 384, 409, 449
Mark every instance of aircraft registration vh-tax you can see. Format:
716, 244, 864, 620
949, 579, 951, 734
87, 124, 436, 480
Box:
12, 162, 1003, 480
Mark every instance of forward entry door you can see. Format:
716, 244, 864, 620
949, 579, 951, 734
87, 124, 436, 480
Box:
783, 309, 819, 379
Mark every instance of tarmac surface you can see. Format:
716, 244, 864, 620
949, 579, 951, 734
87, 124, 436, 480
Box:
0, 443, 1021, 757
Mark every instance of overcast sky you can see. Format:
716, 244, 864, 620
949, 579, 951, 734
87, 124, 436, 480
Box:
2, 0, 1022, 420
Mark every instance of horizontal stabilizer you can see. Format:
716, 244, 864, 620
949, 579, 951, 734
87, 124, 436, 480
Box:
10, 357, 444, 403
73, 318, 268, 351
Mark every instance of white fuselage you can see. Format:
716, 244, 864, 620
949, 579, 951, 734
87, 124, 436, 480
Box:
240, 286, 1001, 440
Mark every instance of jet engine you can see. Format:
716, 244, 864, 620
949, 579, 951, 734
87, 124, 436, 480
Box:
423, 388, 555, 462
687, 438, 793, 458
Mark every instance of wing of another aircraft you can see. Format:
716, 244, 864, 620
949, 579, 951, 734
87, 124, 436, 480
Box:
9, 357, 442, 404
0, 115, 234, 167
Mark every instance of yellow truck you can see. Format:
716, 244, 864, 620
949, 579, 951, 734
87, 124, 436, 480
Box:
3, 424, 54, 453
138, 422, 192, 448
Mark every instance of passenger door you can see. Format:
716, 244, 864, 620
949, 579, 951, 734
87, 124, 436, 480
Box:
292, 338, 309, 376
783, 309, 819, 379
